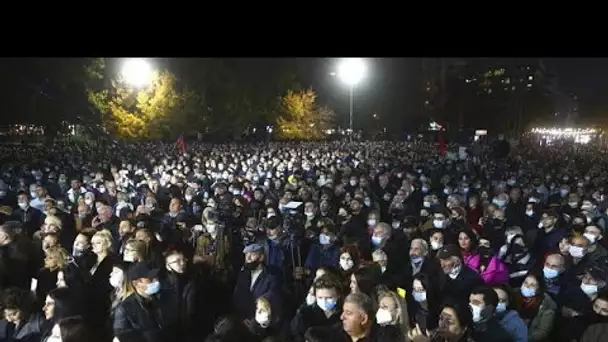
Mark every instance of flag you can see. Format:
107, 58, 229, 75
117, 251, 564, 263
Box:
438, 130, 446, 157
176, 135, 186, 154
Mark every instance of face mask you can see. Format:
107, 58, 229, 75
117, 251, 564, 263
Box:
525, 210, 534, 217
364, 199, 371, 207
306, 293, 316, 306
470, 304, 483, 323
255, 311, 270, 326
85, 198, 93, 206
423, 201, 431, 208
319, 233, 331, 245
185, 195, 192, 202
316, 298, 337, 311
72, 247, 85, 257
350, 180, 357, 186
371, 236, 383, 247
581, 283, 598, 296
584, 233, 597, 244
123, 253, 135, 263
99, 187, 106, 193
560, 189, 569, 197
18, 202, 28, 210
411, 255, 424, 264
367, 219, 377, 227
433, 220, 444, 229
448, 265, 461, 279
413, 291, 427, 302
543, 267, 559, 279
392, 221, 400, 229
492, 199, 506, 207
375, 308, 393, 325
496, 302, 507, 313
305, 212, 314, 218
520, 286, 536, 298
443, 188, 451, 195
340, 259, 354, 271
422, 186, 429, 193
206, 224, 216, 234
109, 273, 124, 288
431, 241, 443, 250
569, 245, 585, 258
145, 280, 160, 295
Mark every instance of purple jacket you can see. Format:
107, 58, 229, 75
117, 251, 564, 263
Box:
464, 254, 509, 286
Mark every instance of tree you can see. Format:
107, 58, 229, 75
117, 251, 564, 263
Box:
275, 89, 335, 140
85, 58, 204, 139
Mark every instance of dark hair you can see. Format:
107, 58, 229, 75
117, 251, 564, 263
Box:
48, 287, 79, 321
58, 316, 91, 342
459, 229, 478, 253
212, 316, 254, 342
313, 274, 342, 296
413, 273, 440, 329
439, 299, 473, 331
345, 292, 374, 319
524, 270, 547, 296
1, 287, 34, 319
471, 286, 499, 309
493, 284, 517, 310
352, 266, 378, 297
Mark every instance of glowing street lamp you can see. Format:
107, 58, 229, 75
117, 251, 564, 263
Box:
121, 58, 153, 88
336, 58, 366, 139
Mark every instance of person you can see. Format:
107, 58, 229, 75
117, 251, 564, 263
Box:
493, 284, 528, 342
232, 243, 281, 319
407, 301, 474, 342
515, 272, 556, 342
246, 296, 285, 341
468, 286, 512, 342
291, 274, 343, 342
338, 292, 379, 341
542, 253, 566, 299
375, 290, 409, 341
0, 287, 46, 342
409, 273, 441, 333
47, 316, 94, 342
437, 245, 484, 305
113, 262, 166, 342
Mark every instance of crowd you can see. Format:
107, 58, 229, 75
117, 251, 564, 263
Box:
0, 137, 606, 342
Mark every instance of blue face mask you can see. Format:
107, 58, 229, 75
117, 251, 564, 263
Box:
319, 233, 331, 245
543, 267, 559, 279
316, 298, 337, 311
145, 280, 160, 295
520, 286, 536, 298
371, 236, 383, 247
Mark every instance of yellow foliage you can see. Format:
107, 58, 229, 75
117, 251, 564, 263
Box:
87, 64, 199, 139
276, 88, 335, 140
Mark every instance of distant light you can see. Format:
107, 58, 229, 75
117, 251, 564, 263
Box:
121, 58, 152, 87
337, 58, 366, 86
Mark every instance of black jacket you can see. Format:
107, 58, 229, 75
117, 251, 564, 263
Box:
290, 304, 341, 342
159, 272, 196, 341
440, 265, 484, 305
113, 293, 166, 342
472, 317, 514, 342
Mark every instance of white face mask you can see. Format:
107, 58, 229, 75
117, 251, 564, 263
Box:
433, 220, 444, 229
255, 311, 270, 326
430, 241, 443, 250
109, 272, 124, 288
367, 219, 377, 227
375, 308, 393, 325
470, 304, 483, 323
496, 302, 507, 313
568, 245, 585, 258
206, 224, 216, 234
340, 259, 354, 271
584, 233, 597, 244
506, 233, 516, 244
123, 253, 135, 263
581, 283, 598, 296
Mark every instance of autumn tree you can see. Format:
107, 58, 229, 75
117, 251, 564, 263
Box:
275, 88, 335, 140
85, 58, 203, 139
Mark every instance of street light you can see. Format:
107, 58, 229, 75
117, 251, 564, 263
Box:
121, 58, 153, 88
336, 58, 366, 139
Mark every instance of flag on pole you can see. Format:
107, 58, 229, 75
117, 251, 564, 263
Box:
176, 135, 186, 154
438, 130, 446, 157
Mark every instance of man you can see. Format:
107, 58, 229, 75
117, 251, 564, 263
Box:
437, 244, 484, 304
533, 209, 567, 259
469, 286, 512, 342
408, 238, 441, 289
338, 293, 379, 341
562, 235, 594, 286
113, 262, 166, 342
584, 225, 608, 262
543, 253, 566, 298
30, 185, 51, 212
232, 243, 281, 319
0, 222, 31, 289
11, 192, 43, 238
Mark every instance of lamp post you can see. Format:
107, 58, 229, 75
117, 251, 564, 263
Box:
121, 58, 153, 88
337, 58, 366, 141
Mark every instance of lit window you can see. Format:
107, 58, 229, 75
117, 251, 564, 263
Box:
527, 83, 532, 87
505, 78, 511, 84
528, 75, 533, 80
488, 88, 493, 94
512, 86, 516, 91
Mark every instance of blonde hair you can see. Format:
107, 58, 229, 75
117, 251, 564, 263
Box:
44, 215, 63, 229
378, 290, 410, 335
256, 296, 272, 315
44, 247, 68, 271
92, 229, 114, 253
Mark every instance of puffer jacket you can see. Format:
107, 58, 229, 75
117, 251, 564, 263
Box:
498, 310, 528, 342
523, 292, 556, 342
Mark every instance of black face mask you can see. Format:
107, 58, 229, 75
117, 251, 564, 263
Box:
244, 260, 261, 271
512, 244, 528, 258
590, 312, 608, 325
572, 223, 585, 233
478, 246, 493, 260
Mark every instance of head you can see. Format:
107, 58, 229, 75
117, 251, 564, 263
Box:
49, 316, 91, 342
469, 286, 499, 323
2, 288, 34, 325
341, 293, 374, 338
119, 220, 135, 238
543, 253, 565, 279
437, 303, 472, 340
409, 238, 429, 259
350, 267, 377, 296
128, 263, 161, 298
91, 230, 113, 255
371, 223, 391, 247
371, 249, 388, 272
43, 287, 77, 321
165, 249, 187, 274
254, 297, 273, 327
44, 247, 68, 271
314, 275, 342, 313
376, 291, 405, 327
123, 238, 147, 263
521, 272, 546, 299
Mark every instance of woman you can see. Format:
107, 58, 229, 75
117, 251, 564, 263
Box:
462, 232, 509, 286
498, 226, 524, 260
407, 301, 475, 342
47, 316, 93, 342
122, 238, 148, 263
427, 229, 445, 259
503, 234, 535, 288
515, 272, 556, 342
36, 247, 69, 307
134, 228, 164, 268
43, 288, 81, 340
410, 274, 440, 332
246, 296, 285, 341
0, 287, 46, 342
493, 284, 528, 342
375, 290, 410, 341
338, 244, 360, 277
193, 213, 231, 278
71, 229, 97, 272
88, 230, 116, 338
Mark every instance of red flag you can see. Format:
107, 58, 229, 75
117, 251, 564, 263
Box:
176, 135, 186, 154
438, 130, 446, 157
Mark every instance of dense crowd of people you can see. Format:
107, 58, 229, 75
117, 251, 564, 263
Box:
0, 137, 606, 342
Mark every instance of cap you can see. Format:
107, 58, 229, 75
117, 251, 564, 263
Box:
436, 244, 462, 260
127, 262, 159, 281
243, 243, 264, 254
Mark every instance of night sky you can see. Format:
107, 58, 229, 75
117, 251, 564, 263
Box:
547, 58, 608, 112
